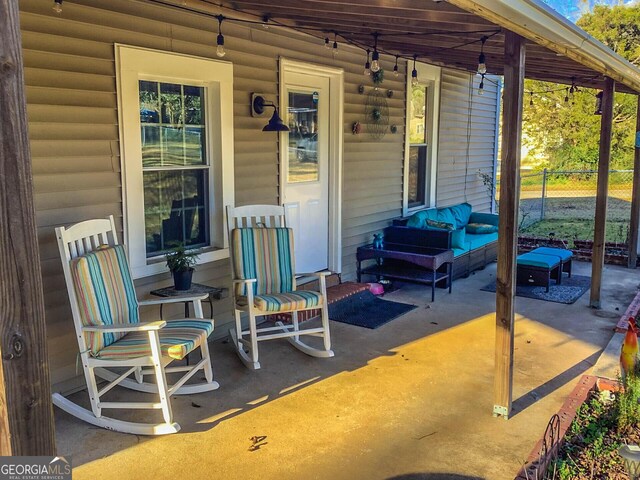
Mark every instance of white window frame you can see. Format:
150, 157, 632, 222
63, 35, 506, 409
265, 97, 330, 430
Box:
115, 44, 235, 278
403, 61, 441, 217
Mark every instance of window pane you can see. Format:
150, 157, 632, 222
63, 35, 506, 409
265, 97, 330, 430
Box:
287, 91, 319, 183
143, 169, 209, 257
409, 85, 427, 144
140, 81, 206, 167
408, 145, 427, 207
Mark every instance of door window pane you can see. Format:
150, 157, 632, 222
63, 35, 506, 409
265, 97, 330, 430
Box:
410, 85, 427, 144
408, 84, 428, 207
287, 91, 319, 183
408, 146, 427, 207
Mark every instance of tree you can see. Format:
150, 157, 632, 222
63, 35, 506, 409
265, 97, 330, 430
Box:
522, 4, 639, 171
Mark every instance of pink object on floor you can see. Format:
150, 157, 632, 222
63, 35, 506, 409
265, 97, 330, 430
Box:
368, 283, 384, 295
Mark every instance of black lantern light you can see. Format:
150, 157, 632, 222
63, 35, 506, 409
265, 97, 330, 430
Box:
251, 94, 290, 132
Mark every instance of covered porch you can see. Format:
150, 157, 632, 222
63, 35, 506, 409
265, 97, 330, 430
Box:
2, 0, 640, 469
55, 261, 638, 478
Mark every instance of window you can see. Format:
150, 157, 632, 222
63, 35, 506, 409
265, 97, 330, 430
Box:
116, 45, 234, 278
408, 84, 428, 208
403, 62, 440, 215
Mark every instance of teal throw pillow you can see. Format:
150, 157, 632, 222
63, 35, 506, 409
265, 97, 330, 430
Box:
466, 223, 498, 234
425, 219, 454, 231
450, 203, 473, 228
406, 211, 427, 229
451, 228, 466, 250
436, 208, 457, 229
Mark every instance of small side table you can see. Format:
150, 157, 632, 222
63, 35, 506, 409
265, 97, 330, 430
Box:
150, 283, 228, 319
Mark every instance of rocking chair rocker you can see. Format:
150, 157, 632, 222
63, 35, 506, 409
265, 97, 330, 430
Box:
54, 216, 219, 435
226, 205, 334, 370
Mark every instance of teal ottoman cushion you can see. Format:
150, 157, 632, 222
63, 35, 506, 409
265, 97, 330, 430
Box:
530, 247, 573, 261
517, 252, 561, 269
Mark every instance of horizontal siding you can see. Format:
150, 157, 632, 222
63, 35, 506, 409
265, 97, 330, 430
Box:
20, 0, 408, 388
437, 70, 499, 212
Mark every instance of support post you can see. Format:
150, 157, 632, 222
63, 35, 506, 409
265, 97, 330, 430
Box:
590, 77, 615, 309
494, 31, 525, 419
0, 0, 56, 455
628, 95, 640, 269
541, 168, 548, 220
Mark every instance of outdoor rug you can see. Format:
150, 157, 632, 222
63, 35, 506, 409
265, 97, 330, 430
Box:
328, 290, 418, 329
480, 274, 591, 304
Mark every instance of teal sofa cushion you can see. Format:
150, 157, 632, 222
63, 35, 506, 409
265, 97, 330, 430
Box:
469, 212, 499, 227
466, 223, 499, 234
451, 228, 466, 250
449, 203, 473, 228
452, 247, 468, 258
436, 208, 457, 229
465, 232, 498, 251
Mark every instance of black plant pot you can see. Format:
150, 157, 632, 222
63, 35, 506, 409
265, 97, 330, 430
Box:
172, 268, 194, 291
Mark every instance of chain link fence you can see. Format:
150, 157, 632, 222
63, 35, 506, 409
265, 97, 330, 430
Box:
497, 169, 634, 245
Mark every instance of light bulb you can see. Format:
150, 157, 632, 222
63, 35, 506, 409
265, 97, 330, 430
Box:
216, 33, 226, 57
332, 41, 338, 54
364, 64, 371, 76
411, 69, 419, 87
53, 0, 63, 13
478, 63, 487, 75
371, 51, 380, 73
478, 82, 485, 96
324, 38, 330, 49
393, 64, 399, 77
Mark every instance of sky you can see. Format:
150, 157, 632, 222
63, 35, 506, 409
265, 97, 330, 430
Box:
542, 0, 637, 21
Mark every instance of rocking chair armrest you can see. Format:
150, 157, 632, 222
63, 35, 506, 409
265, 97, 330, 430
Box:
82, 321, 167, 333
232, 278, 257, 284
138, 294, 208, 306
295, 271, 331, 278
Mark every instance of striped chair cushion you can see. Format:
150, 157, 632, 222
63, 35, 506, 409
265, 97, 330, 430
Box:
95, 319, 214, 360
231, 227, 295, 297
70, 245, 139, 356
252, 291, 323, 312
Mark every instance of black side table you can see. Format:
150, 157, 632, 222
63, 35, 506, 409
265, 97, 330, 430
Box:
150, 283, 228, 319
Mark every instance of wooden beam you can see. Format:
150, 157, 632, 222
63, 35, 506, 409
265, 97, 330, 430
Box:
628, 95, 640, 269
0, 0, 56, 455
494, 30, 525, 420
590, 77, 615, 308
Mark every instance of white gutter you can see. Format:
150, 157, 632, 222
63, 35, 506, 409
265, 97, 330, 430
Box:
447, 0, 640, 94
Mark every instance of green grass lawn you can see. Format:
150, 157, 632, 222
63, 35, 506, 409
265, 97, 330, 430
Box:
518, 195, 631, 244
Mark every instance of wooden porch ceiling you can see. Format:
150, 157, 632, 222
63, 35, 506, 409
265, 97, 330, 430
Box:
213, 0, 638, 94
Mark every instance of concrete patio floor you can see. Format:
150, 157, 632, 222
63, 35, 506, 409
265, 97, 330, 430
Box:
56, 261, 640, 480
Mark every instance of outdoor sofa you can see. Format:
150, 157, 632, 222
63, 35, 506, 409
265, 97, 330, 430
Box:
384, 202, 498, 280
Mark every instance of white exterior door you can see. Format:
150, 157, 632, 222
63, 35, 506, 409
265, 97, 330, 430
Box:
281, 72, 330, 273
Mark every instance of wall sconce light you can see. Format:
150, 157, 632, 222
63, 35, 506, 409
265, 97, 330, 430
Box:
619, 445, 640, 479
594, 91, 603, 115
251, 94, 290, 132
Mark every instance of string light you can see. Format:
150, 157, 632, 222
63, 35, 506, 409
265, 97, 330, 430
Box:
411, 55, 418, 87
364, 49, 371, 76
261, 15, 270, 29
478, 74, 485, 96
370, 33, 380, 73
393, 55, 399, 77
53, 0, 63, 13
477, 36, 488, 75
564, 88, 569, 103
332, 33, 338, 55
216, 15, 226, 57
529, 92, 534, 106
324, 37, 330, 49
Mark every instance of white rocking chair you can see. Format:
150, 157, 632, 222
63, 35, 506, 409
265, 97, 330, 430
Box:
226, 205, 334, 370
54, 216, 219, 435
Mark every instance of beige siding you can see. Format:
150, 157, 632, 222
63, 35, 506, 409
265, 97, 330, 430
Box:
20, 0, 408, 388
437, 70, 500, 211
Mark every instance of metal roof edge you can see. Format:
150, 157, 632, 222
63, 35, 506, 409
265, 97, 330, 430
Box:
447, 0, 640, 94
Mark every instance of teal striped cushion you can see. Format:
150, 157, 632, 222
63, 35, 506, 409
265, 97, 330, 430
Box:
70, 245, 139, 355
254, 291, 323, 312
96, 319, 213, 360
232, 228, 295, 297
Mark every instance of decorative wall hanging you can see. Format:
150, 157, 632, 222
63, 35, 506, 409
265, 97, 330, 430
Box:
371, 68, 384, 85
352, 121, 362, 135
365, 88, 389, 139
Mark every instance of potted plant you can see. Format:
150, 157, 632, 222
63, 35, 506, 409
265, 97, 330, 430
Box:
165, 244, 199, 291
